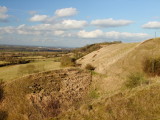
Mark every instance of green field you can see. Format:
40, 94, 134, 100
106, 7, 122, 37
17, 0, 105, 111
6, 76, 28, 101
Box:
0, 58, 61, 82
0, 61, 8, 65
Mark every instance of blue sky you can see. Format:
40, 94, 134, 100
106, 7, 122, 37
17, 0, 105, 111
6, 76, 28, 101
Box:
0, 0, 160, 47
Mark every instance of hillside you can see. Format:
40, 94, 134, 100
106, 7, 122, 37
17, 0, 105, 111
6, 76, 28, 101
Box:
1, 38, 160, 120
55, 83, 160, 120
77, 42, 138, 73
78, 38, 160, 92
0, 68, 92, 120
55, 38, 160, 120
53, 38, 160, 120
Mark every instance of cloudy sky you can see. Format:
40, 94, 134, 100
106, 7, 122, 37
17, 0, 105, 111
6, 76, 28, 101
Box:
0, 0, 159, 47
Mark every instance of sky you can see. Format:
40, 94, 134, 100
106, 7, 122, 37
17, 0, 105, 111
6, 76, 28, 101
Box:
0, 0, 160, 47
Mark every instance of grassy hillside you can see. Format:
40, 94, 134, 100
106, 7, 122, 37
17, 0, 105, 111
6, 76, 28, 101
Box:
1, 38, 160, 120
78, 38, 160, 92
50, 38, 160, 120
73, 41, 122, 59
77, 42, 138, 73
0, 58, 61, 82
54, 83, 160, 120
1, 68, 91, 120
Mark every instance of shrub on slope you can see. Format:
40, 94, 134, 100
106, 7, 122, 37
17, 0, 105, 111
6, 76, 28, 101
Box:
143, 57, 160, 76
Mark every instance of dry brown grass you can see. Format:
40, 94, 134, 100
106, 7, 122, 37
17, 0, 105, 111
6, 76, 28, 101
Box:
78, 38, 160, 93
1, 68, 92, 120
54, 83, 160, 120
52, 38, 160, 120
2, 38, 160, 120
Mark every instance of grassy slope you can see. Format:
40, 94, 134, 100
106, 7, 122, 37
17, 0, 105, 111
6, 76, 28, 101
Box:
55, 83, 160, 120
1, 68, 91, 120
78, 42, 139, 93
1, 38, 160, 120
0, 58, 61, 82
56, 38, 160, 120
78, 38, 160, 93
77, 42, 138, 73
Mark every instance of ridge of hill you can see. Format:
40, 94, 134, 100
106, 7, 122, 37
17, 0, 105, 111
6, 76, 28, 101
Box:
78, 38, 160, 92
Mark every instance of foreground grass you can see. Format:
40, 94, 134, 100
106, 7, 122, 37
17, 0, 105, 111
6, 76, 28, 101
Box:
1, 68, 91, 120
53, 83, 160, 120
0, 58, 61, 82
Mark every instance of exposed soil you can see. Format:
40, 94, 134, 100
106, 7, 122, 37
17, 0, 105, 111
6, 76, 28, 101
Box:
3, 68, 92, 120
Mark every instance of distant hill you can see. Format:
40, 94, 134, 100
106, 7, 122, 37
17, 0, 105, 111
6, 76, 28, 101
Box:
0, 44, 71, 52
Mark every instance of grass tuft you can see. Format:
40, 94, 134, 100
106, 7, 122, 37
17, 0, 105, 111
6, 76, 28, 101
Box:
85, 64, 95, 71
124, 73, 149, 89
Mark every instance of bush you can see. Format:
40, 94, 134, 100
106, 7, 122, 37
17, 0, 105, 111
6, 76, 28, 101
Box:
61, 55, 76, 67
85, 64, 95, 71
143, 57, 160, 76
125, 73, 149, 89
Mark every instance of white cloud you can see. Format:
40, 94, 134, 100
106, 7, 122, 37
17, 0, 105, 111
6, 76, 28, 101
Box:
0, 24, 150, 40
104, 31, 149, 39
53, 30, 65, 36
91, 18, 133, 28
77, 29, 149, 39
30, 14, 48, 22
55, 7, 78, 17
29, 19, 87, 30
0, 6, 9, 21
29, 7, 79, 23
0, 18, 150, 44
78, 29, 103, 38
142, 21, 160, 29
0, 25, 42, 35
31, 20, 87, 30
0, 20, 87, 36
59, 19, 87, 29
30, 24, 51, 30
0, 26, 15, 34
